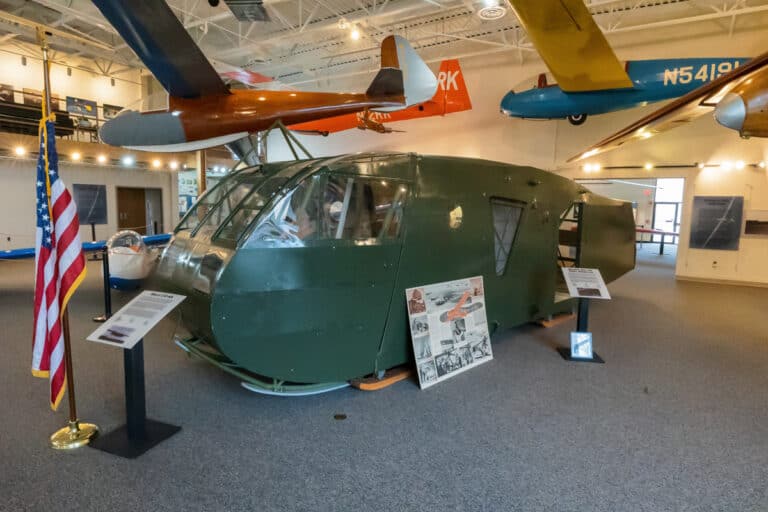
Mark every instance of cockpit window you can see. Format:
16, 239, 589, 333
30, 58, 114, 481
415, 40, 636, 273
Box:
216, 177, 288, 242
175, 167, 261, 234
321, 176, 407, 240
244, 174, 408, 248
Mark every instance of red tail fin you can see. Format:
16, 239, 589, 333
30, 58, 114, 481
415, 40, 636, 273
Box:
431, 59, 472, 113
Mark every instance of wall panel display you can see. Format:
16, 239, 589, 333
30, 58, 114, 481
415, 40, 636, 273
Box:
406, 276, 493, 389
66, 96, 97, 117
23, 88, 42, 107
689, 196, 744, 250
0, 84, 14, 103
103, 104, 123, 119
72, 184, 108, 225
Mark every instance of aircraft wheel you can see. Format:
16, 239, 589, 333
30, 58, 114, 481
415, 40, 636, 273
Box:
567, 114, 587, 126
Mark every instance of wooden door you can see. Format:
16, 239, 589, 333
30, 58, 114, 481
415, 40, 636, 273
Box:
116, 187, 147, 235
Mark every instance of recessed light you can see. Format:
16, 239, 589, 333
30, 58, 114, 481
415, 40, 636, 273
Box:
152, 158, 162, 169
97, 154, 107, 164
122, 155, 134, 166
644, 162, 653, 170
14, 146, 25, 156
71, 152, 81, 161
169, 160, 179, 170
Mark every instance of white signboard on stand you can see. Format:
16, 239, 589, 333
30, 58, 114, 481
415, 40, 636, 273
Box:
561, 267, 611, 299
406, 276, 493, 389
87, 290, 186, 349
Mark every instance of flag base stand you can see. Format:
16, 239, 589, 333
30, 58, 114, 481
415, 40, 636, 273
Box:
50, 420, 99, 450
89, 419, 180, 459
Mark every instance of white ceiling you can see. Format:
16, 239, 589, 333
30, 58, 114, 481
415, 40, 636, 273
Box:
0, 0, 766, 89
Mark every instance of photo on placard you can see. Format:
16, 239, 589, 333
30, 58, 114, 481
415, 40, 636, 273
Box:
407, 288, 426, 315
413, 335, 432, 360
406, 276, 493, 389
98, 324, 134, 344
411, 315, 429, 335
576, 287, 602, 297
435, 349, 463, 377
418, 360, 438, 384
0, 84, 14, 103
23, 88, 42, 106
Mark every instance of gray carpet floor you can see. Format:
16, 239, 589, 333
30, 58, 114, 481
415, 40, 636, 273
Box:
1, 244, 767, 511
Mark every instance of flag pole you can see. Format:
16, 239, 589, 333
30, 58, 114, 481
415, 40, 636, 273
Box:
36, 28, 99, 450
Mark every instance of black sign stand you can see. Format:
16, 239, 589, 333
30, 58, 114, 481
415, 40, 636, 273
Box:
89, 258, 181, 458
92, 249, 110, 323
556, 298, 605, 364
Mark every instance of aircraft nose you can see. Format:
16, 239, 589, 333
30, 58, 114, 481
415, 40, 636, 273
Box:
99, 110, 187, 147
714, 93, 746, 132
500, 90, 516, 116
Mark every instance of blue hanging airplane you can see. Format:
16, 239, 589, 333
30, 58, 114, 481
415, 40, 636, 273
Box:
499, 0, 750, 125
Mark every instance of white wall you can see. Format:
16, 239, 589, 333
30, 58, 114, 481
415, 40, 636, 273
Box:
0, 48, 142, 112
0, 156, 177, 251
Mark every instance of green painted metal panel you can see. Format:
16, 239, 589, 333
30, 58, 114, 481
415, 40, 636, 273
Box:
152, 152, 636, 385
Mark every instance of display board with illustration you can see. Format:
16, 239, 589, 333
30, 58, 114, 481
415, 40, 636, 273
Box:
66, 96, 97, 117
406, 276, 493, 389
689, 196, 744, 250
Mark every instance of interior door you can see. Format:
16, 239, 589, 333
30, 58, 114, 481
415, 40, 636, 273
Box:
652, 202, 680, 243
116, 187, 147, 235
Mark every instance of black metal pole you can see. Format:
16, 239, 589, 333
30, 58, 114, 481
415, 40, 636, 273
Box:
124, 340, 147, 440
576, 298, 589, 332
93, 249, 111, 322
659, 234, 665, 255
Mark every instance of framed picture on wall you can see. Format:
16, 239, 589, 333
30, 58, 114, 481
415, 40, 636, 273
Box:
689, 196, 744, 250
103, 104, 123, 119
23, 88, 42, 107
0, 84, 14, 103
66, 96, 97, 118
72, 184, 108, 225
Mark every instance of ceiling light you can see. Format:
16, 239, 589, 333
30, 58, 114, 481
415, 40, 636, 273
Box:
644, 162, 653, 171
697, 162, 705, 169
721, 161, 733, 171
337, 18, 349, 30
97, 154, 107, 164
258, 96, 266, 101
122, 155, 134, 166
350, 27, 361, 40
71, 152, 81, 161
735, 160, 745, 170
592, 163, 601, 172
476, 0, 507, 20
169, 160, 179, 170
152, 158, 162, 169
14, 146, 25, 156
759, 161, 766, 169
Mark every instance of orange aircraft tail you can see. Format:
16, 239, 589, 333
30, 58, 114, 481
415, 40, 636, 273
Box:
431, 59, 472, 113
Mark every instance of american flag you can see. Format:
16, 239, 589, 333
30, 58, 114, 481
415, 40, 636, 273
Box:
31, 118, 86, 410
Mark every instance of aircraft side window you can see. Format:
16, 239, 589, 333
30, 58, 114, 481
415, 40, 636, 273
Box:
216, 177, 289, 243
194, 182, 253, 239
490, 198, 524, 276
320, 175, 407, 240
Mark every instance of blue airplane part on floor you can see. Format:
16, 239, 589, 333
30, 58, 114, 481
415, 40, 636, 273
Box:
500, 58, 750, 125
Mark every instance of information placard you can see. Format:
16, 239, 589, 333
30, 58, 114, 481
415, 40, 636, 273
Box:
406, 276, 493, 389
87, 290, 185, 349
570, 332, 593, 359
561, 267, 611, 300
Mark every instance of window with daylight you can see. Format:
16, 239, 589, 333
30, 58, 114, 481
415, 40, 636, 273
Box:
490, 198, 524, 276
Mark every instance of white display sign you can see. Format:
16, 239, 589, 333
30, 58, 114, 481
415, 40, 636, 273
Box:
561, 267, 611, 300
570, 332, 593, 359
406, 276, 493, 389
87, 290, 186, 349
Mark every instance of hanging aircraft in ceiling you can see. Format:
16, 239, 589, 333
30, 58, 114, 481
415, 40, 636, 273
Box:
570, 49, 768, 162
289, 59, 472, 135
91, 0, 437, 153
499, 0, 750, 126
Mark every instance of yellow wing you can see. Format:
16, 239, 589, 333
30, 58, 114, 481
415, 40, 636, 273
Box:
509, 0, 632, 92
568, 51, 768, 162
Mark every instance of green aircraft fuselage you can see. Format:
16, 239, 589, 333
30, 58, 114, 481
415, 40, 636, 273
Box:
153, 152, 635, 385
